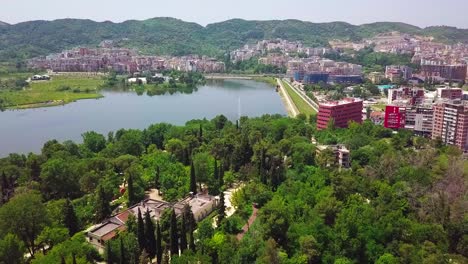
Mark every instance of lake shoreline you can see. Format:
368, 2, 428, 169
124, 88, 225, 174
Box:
0, 79, 286, 157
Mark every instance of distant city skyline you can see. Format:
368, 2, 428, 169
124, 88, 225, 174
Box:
1, 0, 468, 28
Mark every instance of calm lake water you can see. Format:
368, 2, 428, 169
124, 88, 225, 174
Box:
0, 79, 286, 157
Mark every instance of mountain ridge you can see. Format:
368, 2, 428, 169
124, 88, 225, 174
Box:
0, 17, 467, 62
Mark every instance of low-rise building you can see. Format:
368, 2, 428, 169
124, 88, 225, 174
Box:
368, 72, 385, 84
86, 194, 218, 250
437, 87, 463, 100
316, 144, 351, 168
385, 65, 412, 82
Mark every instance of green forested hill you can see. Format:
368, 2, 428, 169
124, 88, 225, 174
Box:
0, 17, 467, 61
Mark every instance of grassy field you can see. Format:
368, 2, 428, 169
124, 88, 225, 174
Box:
281, 80, 316, 116
0, 72, 32, 80
252, 76, 278, 87
0, 75, 104, 109
371, 103, 386, 111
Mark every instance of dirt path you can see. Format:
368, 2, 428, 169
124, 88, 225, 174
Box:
236, 206, 259, 241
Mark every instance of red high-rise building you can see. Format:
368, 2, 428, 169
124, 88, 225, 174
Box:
317, 98, 363, 130
432, 100, 468, 152
384, 106, 406, 129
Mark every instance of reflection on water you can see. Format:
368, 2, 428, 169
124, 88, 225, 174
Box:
0, 79, 286, 156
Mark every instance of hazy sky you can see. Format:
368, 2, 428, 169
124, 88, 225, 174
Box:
1, 0, 467, 28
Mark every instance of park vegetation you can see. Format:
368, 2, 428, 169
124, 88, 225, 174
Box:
0, 114, 466, 263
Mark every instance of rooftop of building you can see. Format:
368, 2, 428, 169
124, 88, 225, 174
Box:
87, 193, 217, 244
320, 98, 362, 107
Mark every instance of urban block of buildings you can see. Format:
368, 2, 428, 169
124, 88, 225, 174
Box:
28, 43, 226, 74
381, 86, 468, 152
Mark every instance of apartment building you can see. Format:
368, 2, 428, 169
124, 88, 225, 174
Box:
432, 100, 468, 152
317, 98, 363, 130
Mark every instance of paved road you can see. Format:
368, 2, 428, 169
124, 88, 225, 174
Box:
276, 78, 299, 117
282, 79, 319, 112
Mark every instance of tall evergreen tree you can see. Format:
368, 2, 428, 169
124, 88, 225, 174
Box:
189, 160, 197, 194
217, 189, 226, 225
185, 206, 196, 251
119, 237, 126, 264
219, 163, 224, 189
30, 158, 41, 182
213, 159, 219, 180
106, 242, 113, 264
144, 209, 157, 258
155, 166, 160, 191
1, 171, 8, 202
169, 208, 179, 256
198, 124, 203, 142
156, 221, 162, 264
127, 174, 136, 206
64, 199, 79, 236
179, 214, 187, 253
137, 208, 145, 250
95, 185, 111, 222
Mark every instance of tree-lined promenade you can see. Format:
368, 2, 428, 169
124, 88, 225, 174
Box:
279, 79, 317, 117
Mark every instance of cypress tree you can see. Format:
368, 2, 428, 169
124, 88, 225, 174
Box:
127, 174, 135, 206
190, 160, 197, 194
179, 214, 187, 253
219, 163, 224, 189
0, 171, 7, 203
144, 209, 157, 258
64, 199, 79, 236
156, 221, 162, 264
95, 185, 111, 222
213, 159, 219, 180
119, 237, 125, 264
30, 158, 41, 181
260, 149, 267, 184
198, 124, 203, 142
186, 207, 196, 251
137, 208, 146, 250
217, 189, 226, 225
155, 166, 160, 191
106, 242, 113, 264
169, 208, 179, 256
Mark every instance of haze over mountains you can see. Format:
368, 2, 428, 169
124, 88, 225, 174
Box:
1, 17, 467, 61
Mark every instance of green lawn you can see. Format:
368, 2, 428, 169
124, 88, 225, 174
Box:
281, 80, 316, 116
252, 76, 278, 87
0, 72, 32, 80
0, 75, 104, 108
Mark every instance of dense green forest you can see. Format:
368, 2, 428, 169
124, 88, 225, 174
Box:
0, 114, 466, 263
1, 18, 468, 61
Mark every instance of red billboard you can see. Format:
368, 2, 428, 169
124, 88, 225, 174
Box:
384, 106, 405, 129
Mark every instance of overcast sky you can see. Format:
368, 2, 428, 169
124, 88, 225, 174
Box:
1, 0, 467, 28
